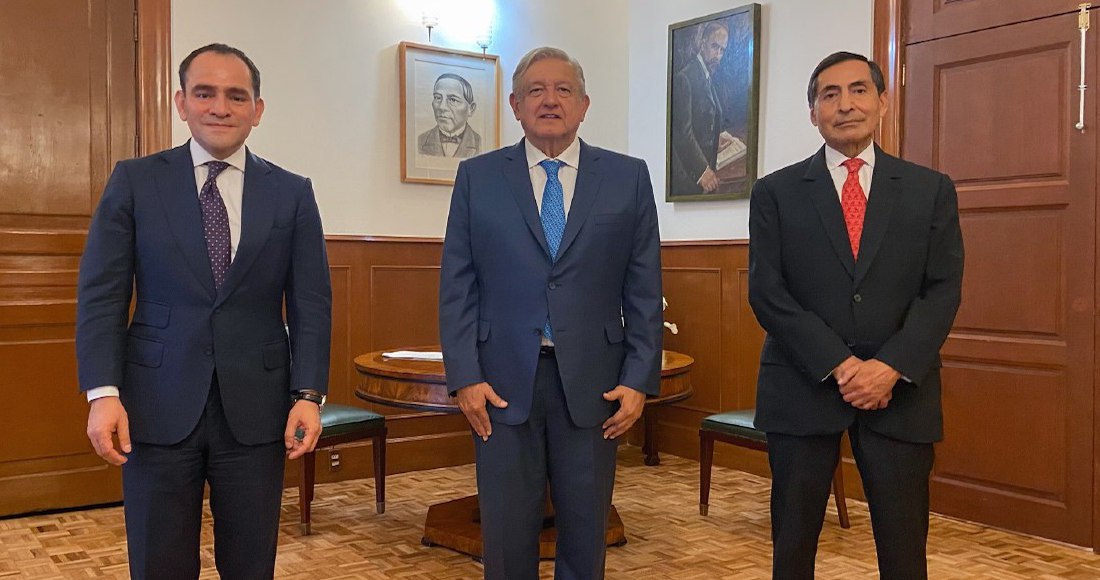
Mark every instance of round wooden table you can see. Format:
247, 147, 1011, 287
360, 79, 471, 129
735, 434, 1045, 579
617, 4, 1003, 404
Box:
354, 348, 694, 559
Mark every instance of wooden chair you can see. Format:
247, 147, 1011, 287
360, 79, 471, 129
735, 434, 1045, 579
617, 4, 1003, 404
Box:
699, 409, 849, 528
299, 404, 387, 534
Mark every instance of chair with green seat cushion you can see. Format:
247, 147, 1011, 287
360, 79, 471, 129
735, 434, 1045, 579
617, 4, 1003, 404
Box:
699, 409, 849, 528
299, 404, 387, 534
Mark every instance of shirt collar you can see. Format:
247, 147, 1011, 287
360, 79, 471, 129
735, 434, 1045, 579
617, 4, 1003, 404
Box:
696, 53, 711, 81
439, 124, 467, 139
189, 139, 247, 173
525, 136, 581, 171
824, 142, 875, 172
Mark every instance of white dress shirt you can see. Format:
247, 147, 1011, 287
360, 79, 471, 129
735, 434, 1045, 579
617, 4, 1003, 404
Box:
526, 137, 580, 215
87, 141, 248, 402
824, 142, 875, 201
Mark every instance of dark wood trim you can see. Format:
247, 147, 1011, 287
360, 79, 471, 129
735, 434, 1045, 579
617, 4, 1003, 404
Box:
661, 239, 748, 247
873, 0, 904, 156
326, 234, 444, 243
325, 236, 752, 247
135, 0, 172, 155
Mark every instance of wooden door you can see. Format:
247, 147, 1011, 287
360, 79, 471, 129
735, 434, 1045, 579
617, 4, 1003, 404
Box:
905, 11, 1096, 545
907, 0, 1082, 43
0, 0, 137, 515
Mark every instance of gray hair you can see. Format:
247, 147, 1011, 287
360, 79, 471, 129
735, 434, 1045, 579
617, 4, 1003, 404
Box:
511, 46, 587, 97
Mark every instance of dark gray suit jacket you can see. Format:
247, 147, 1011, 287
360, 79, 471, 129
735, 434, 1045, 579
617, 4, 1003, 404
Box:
748, 145, 963, 443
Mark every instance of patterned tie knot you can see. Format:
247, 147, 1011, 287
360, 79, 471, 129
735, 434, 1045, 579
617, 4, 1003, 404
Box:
205, 160, 230, 181
539, 159, 562, 179
841, 158, 865, 174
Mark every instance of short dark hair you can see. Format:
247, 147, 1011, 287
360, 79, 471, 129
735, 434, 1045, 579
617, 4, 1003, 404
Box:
179, 43, 262, 98
807, 51, 885, 108
435, 73, 475, 105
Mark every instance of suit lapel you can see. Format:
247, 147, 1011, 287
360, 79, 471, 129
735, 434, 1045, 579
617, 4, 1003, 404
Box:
216, 149, 275, 307
154, 143, 217, 299
853, 145, 900, 286
502, 140, 551, 258
804, 147, 856, 276
556, 140, 602, 260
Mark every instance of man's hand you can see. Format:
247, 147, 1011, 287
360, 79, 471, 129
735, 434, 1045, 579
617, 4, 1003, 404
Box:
87, 396, 130, 466
838, 358, 901, 411
284, 400, 322, 460
456, 382, 508, 441
699, 167, 720, 192
601, 385, 646, 440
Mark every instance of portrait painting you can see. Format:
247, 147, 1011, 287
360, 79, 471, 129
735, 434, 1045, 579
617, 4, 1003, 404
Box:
666, 3, 761, 201
400, 42, 501, 185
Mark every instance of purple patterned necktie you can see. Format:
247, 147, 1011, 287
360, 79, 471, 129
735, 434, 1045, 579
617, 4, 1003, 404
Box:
199, 161, 232, 288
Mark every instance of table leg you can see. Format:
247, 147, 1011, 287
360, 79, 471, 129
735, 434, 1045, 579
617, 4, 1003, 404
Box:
643, 406, 661, 466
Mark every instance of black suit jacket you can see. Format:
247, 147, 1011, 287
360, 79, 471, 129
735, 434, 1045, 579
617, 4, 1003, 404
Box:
747, 145, 963, 443
670, 57, 722, 195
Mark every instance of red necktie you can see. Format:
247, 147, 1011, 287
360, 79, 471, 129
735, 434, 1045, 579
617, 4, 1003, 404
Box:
840, 158, 866, 259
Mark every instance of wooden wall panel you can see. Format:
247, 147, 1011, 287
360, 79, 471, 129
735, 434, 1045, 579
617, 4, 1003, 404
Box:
298, 237, 472, 488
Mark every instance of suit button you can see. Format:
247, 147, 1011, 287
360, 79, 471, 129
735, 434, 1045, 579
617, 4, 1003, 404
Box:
853, 294, 862, 303
548, 282, 557, 290
204, 347, 214, 356
846, 342, 855, 348
534, 329, 541, 335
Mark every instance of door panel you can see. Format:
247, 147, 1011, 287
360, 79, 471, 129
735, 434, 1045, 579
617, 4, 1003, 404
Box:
907, 0, 1081, 43
0, 0, 136, 515
905, 12, 1094, 545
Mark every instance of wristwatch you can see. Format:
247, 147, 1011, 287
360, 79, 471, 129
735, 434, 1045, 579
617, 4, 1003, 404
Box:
291, 389, 326, 409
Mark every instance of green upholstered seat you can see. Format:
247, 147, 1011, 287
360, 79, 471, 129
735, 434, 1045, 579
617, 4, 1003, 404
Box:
320, 404, 385, 439
701, 409, 765, 442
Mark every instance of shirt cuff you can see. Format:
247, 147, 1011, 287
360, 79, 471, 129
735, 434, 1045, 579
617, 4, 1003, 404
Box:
87, 386, 120, 402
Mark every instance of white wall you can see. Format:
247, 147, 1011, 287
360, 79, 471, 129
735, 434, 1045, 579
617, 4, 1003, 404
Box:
172, 0, 872, 239
629, 0, 873, 240
171, 0, 629, 236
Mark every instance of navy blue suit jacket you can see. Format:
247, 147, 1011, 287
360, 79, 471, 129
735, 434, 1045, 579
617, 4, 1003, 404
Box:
748, 145, 963, 443
76, 143, 332, 446
439, 139, 663, 428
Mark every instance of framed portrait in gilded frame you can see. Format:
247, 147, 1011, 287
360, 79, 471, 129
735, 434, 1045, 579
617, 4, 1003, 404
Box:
666, 4, 761, 201
399, 42, 501, 185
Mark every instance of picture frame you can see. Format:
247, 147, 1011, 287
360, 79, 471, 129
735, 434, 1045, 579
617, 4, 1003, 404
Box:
399, 41, 501, 185
666, 3, 761, 202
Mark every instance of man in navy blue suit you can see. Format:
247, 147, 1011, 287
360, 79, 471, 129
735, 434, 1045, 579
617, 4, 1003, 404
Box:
439, 46, 663, 580
77, 44, 331, 579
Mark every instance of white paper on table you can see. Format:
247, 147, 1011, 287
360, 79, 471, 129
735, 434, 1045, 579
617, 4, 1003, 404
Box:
382, 350, 444, 361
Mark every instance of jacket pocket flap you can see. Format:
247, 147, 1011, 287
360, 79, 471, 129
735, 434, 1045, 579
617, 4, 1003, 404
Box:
605, 321, 625, 343
126, 336, 164, 368
262, 339, 290, 369
478, 320, 491, 342
132, 301, 170, 329
595, 212, 629, 225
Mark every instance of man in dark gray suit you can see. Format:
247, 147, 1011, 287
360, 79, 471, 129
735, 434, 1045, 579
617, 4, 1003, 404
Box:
749, 52, 964, 579
670, 21, 728, 195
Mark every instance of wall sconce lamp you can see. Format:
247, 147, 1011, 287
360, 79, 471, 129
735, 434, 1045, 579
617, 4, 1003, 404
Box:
475, 24, 493, 55
422, 11, 440, 42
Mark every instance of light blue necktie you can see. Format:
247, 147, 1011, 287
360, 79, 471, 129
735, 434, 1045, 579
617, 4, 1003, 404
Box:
539, 159, 566, 340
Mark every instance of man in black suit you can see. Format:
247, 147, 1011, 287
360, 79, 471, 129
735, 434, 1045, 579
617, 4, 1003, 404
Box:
748, 52, 964, 579
78, 44, 332, 579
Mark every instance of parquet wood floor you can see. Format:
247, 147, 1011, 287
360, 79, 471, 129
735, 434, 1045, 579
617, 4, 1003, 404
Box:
2, 447, 1099, 578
